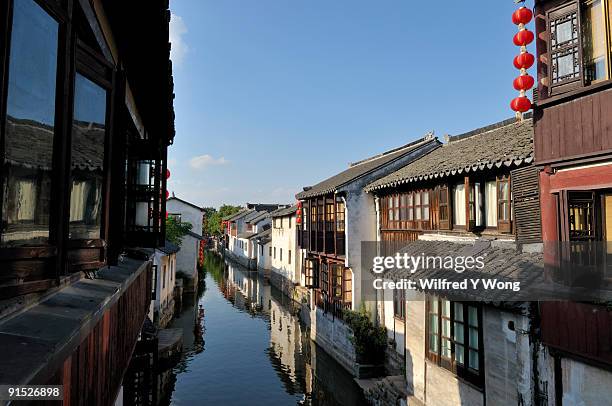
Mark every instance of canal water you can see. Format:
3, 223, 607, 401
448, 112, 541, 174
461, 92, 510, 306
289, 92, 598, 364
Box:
160, 253, 366, 406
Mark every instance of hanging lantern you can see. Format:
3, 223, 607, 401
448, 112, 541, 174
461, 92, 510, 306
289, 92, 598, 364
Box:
510, 96, 532, 113
513, 52, 535, 69
513, 74, 535, 91
166, 169, 171, 179
512, 7, 533, 25
513, 29, 534, 46
165, 212, 169, 219
165, 190, 170, 199
296, 216, 302, 224
297, 201, 303, 208
511, 5, 533, 118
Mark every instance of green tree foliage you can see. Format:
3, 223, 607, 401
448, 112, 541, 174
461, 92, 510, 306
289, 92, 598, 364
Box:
343, 306, 387, 365
205, 204, 242, 236
166, 216, 193, 246
201, 207, 216, 235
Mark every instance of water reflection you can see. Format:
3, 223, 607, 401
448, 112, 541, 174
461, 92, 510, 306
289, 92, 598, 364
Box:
160, 253, 365, 406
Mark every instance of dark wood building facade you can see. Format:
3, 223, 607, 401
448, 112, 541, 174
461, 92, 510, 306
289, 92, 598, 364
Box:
0, 0, 174, 404
366, 117, 536, 247
534, 0, 612, 402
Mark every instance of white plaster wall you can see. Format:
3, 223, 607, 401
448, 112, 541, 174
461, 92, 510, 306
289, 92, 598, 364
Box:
271, 214, 300, 284
166, 199, 203, 234
177, 234, 198, 277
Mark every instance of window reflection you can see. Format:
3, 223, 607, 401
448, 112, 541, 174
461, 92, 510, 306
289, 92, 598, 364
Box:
1, 0, 58, 246
69, 74, 107, 239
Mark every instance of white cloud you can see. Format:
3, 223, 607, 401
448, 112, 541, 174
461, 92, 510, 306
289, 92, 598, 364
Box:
170, 13, 188, 67
189, 154, 229, 169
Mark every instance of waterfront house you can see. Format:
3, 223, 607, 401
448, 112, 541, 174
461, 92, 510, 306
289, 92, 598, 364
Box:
269, 205, 301, 295
532, 0, 612, 402
296, 134, 440, 375
0, 0, 174, 403
248, 211, 272, 272
146, 241, 180, 328
225, 203, 286, 268
167, 196, 205, 293
365, 117, 539, 405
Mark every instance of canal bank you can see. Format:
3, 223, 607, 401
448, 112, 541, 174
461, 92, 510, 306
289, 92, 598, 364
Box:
159, 252, 366, 405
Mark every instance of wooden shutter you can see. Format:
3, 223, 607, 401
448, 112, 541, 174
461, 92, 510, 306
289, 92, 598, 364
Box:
439, 185, 451, 230
511, 166, 543, 244
547, 1, 583, 95
497, 176, 512, 233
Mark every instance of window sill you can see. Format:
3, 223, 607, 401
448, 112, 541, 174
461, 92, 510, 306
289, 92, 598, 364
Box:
535, 79, 612, 109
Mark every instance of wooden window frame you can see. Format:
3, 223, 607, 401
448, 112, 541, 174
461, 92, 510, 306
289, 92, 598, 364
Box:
547, 1, 583, 95
426, 296, 484, 388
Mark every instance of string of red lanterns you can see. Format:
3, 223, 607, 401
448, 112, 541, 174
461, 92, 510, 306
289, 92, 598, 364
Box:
296, 201, 302, 224
510, 5, 534, 117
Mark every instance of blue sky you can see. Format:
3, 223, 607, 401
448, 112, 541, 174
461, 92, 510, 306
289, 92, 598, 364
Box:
167, 0, 534, 209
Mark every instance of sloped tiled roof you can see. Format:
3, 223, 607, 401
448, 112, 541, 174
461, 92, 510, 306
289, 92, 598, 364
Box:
365, 117, 533, 192
224, 209, 252, 222
250, 228, 271, 240
383, 238, 543, 303
247, 212, 270, 224
167, 196, 204, 212
270, 205, 298, 218
296, 136, 439, 199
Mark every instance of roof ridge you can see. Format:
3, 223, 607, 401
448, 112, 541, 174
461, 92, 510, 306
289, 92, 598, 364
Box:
348, 133, 436, 167
446, 114, 532, 144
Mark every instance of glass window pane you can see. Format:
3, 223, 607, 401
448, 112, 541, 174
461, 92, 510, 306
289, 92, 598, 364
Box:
454, 303, 464, 321
455, 344, 465, 365
407, 194, 413, 206
423, 207, 430, 221
423, 192, 429, 205
442, 300, 451, 317
2, 0, 59, 246
429, 313, 439, 334
69, 74, 107, 239
441, 338, 451, 358
442, 318, 450, 337
454, 322, 464, 344
408, 207, 414, 221
468, 306, 478, 327
469, 327, 479, 348
415, 206, 422, 220
429, 333, 439, 353
583, 0, 607, 82
415, 193, 421, 206
469, 349, 479, 370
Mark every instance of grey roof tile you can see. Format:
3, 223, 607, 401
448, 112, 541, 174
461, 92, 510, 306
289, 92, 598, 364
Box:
365, 117, 534, 192
296, 136, 439, 199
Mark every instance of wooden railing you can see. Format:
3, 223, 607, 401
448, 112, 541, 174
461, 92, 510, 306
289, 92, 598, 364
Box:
45, 261, 152, 405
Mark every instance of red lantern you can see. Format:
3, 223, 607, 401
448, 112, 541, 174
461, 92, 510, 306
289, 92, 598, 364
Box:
510, 96, 532, 113
165, 212, 169, 219
166, 169, 171, 179
513, 74, 535, 91
165, 190, 170, 199
297, 201, 303, 208
513, 52, 535, 69
512, 7, 533, 25
513, 29, 534, 46
296, 217, 302, 224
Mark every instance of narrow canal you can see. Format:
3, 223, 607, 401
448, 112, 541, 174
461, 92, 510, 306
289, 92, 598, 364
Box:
160, 253, 366, 405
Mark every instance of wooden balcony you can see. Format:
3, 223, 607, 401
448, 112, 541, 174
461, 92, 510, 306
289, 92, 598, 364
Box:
0, 256, 152, 404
